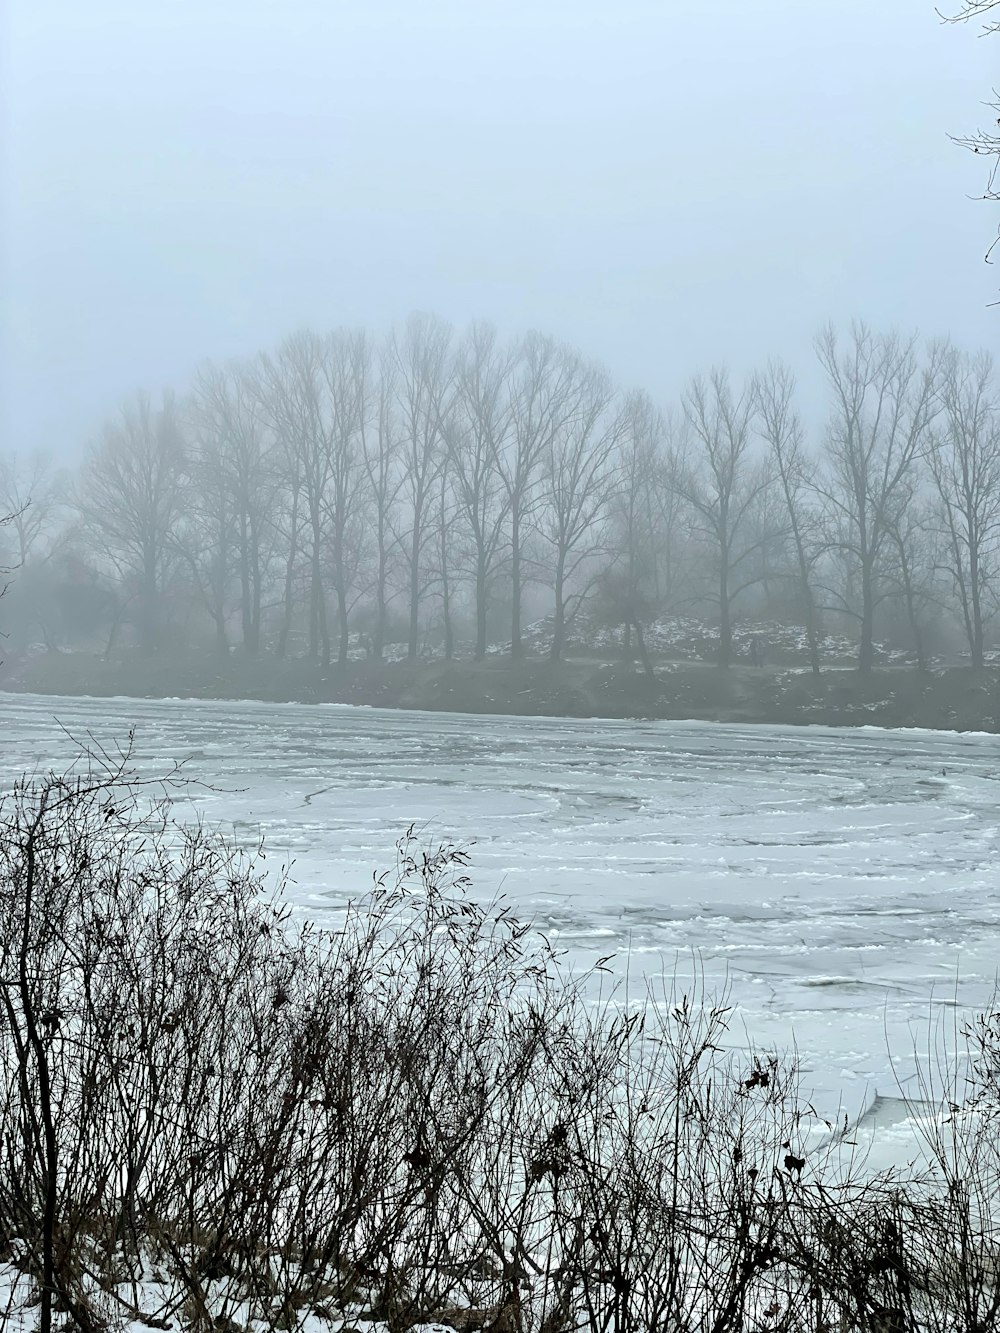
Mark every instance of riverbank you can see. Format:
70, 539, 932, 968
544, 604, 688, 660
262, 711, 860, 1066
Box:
3, 648, 1000, 731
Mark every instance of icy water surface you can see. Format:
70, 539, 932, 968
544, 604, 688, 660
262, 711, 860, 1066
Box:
3, 692, 999, 1127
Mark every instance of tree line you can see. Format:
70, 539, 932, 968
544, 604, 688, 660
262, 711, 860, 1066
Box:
3, 316, 999, 672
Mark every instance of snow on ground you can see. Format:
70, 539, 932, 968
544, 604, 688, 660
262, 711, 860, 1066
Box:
330, 612, 917, 663
3, 692, 999, 1167
486, 613, 918, 664
0, 1262, 373, 1333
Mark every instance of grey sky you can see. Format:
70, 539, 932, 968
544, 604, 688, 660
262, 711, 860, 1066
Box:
1, 0, 996, 457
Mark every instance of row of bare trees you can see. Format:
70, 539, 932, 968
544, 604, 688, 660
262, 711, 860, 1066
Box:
3, 317, 1000, 671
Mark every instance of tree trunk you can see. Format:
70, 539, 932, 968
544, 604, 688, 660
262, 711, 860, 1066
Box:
718, 550, 732, 669
141, 544, 158, 655
857, 511, 875, 673
475, 559, 488, 660
634, 619, 654, 678
789, 517, 820, 676
276, 487, 300, 659
373, 549, 387, 661
336, 582, 349, 666
550, 553, 566, 662
408, 517, 421, 661
859, 570, 875, 674
240, 512, 260, 656
441, 565, 454, 661
239, 513, 252, 653
805, 594, 821, 676
212, 527, 228, 657
320, 594, 331, 669
16, 841, 57, 1333
510, 506, 523, 660
897, 544, 927, 673
440, 477, 453, 660
906, 592, 927, 673
308, 509, 323, 662
970, 547, 984, 669
103, 597, 127, 660
248, 534, 261, 656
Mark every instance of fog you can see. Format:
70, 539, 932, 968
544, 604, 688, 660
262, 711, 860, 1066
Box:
6, 8, 1000, 1328
2, 0, 997, 459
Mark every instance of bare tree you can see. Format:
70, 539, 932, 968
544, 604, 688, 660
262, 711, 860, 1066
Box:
360, 340, 404, 660
0, 453, 70, 655
256, 332, 332, 662
0, 508, 13, 648
885, 498, 938, 670
321, 331, 372, 665
593, 390, 666, 670
393, 314, 455, 662
648, 410, 697, 617
77, 391, 185, 654
175, 410, 233, 655
449, 323, 514, 659
943, 0, 1000, 285
269, 406, 306, 660
675, 369, 774, 668
432, 452, 461, 659
815, 325, 940, 673
929, 346, 1000, 667
540, 356, 624, 663
502, 334, 584, 660
0, 452, 64, 568
756, 361, 823, 674
191, 361, 275, 656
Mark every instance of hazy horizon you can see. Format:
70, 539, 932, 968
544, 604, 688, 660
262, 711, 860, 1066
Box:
2, 0, 997, 458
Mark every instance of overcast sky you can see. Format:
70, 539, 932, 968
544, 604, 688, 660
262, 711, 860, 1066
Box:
1, 0, 996, 457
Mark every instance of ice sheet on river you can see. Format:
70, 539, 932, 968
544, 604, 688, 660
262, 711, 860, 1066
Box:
4, 692, 999, 1155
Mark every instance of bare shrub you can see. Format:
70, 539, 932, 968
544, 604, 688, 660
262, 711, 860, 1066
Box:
2, 756, 1000, 1332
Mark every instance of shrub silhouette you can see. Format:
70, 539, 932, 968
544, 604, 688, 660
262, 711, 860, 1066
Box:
0, 751, 998, 1332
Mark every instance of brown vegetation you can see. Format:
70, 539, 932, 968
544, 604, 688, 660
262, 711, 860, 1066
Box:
1, 756, 999, 1331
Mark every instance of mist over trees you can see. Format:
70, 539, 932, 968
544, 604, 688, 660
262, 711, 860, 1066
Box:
2, 316, 1000, 673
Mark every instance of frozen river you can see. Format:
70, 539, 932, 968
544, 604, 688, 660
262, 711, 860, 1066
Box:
3, 691, 999, 1128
